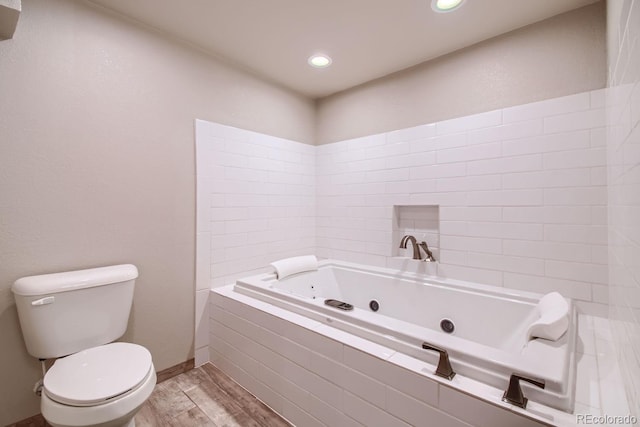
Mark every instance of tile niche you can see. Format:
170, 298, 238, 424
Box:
393, 205, 439, 260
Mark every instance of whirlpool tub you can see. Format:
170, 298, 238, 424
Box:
229, 259, 577, 414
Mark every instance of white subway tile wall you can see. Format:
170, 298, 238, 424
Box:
194, 120, 316, 364
197, 81, 640, 419
196, 88, 613, 368
316, 90, 608, 317
196, 120, 316, 288
607, 0, 640, 417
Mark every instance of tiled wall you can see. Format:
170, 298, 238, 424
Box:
195, 120, 316, 365
196, 89, 612, 367
607, 0, 640, 417
316, 90, 608, 317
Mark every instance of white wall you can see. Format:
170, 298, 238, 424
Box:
606, 0, 640, 417
195, 120, 316, 365
315, 2, 606, 145
316, 90, 608, 317
0, 0, 314, 423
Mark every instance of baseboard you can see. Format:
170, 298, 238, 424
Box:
156, 358, 195, 383
7, 358, 195, 427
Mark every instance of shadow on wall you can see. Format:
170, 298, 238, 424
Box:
0, 303, 42, 425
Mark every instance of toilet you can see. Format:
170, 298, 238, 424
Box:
12, 264, 156, 427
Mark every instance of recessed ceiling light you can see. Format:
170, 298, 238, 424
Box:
308, 54, 332, 68
431, 0, 464, 13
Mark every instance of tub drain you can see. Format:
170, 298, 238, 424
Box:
369, 300, 380, 312
440, 318, 455, 334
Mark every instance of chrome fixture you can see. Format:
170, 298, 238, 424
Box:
400, 235, 436, 262
400, 235, 422, 260
418, 241, 436, 262
422, 342, 456, 380
502, 373, 545, 409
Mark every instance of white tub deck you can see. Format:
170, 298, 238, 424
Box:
210, 287, 629, 426
232, 260, 577, 413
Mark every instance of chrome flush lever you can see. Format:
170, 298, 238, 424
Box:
422, 342, 456, 380
502, 373, 545, 409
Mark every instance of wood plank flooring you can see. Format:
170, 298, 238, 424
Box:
135, 363, 291, 427
9, 363, 284, 427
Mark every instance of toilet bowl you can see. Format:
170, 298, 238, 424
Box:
11, 265, 157, 427
41, 343, 156, 427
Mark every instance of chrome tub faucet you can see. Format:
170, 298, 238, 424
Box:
502, 373, 545, 409
400, 235, 436, 262
400, 235, 421, 260
422, 342, 456, 380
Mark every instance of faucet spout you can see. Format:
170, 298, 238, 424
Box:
399, 235, 421, 260
400, 235, 436, 262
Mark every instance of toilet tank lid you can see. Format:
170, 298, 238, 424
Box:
12, 264, 138, 296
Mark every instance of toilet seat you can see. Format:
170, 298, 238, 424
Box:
43, 342, 152, 407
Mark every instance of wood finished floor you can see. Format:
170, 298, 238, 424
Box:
135, 363, 291, 427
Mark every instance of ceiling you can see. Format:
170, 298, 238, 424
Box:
86, 0, 599, 99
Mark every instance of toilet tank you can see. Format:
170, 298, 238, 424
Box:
12, 264, 138, 359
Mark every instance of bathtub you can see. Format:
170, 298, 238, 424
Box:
233, 259, 577, 413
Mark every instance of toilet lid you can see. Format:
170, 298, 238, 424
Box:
44, 342, 152, 406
